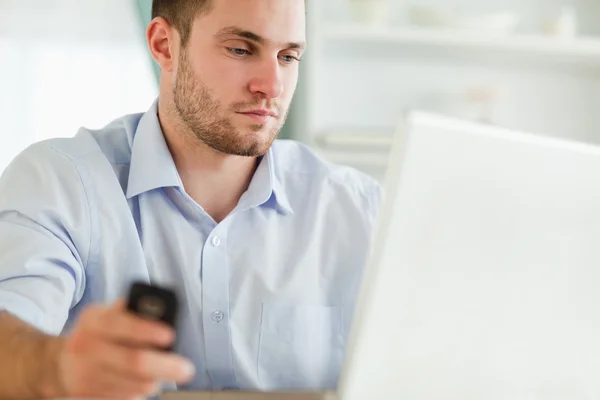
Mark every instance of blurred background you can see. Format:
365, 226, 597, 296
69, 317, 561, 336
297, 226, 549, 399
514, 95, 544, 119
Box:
2, 0, 600, 181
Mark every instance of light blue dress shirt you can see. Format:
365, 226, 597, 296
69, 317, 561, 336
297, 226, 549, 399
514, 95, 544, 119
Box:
0, 100, 381, 391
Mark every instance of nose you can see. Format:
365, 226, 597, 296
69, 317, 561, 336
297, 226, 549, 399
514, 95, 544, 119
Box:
248, 57, 284, 99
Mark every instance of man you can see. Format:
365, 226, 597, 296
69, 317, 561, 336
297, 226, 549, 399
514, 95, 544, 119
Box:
0, 0, 381, 398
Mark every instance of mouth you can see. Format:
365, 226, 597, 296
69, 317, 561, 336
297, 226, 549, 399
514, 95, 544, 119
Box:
237, 109, 278, 123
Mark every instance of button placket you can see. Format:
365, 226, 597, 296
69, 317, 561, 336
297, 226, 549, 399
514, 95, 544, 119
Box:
201, 228, 236, 388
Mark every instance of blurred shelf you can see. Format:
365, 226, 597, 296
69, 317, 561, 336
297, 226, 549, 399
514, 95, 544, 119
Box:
325, 25, 600, 68
315, 148, 391, 169
312, 131, 394, 150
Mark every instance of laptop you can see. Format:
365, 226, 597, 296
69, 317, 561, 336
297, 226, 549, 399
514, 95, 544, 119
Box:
163, 112, 600, 399
336, 111, 600, 400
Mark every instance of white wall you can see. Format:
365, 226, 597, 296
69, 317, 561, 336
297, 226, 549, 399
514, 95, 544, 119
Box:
0, 0, 157, 172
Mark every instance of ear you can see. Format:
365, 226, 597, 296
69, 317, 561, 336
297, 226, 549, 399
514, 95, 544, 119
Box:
146, 17, 178, 73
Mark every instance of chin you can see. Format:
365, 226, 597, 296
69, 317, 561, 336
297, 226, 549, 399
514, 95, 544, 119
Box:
244, 125, 278, 141
226, 144, 269, 158
221, 123, 279, 157
244, 139, 274, 156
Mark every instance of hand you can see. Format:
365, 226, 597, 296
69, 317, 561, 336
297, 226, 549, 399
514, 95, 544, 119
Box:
52, 299, 195, 399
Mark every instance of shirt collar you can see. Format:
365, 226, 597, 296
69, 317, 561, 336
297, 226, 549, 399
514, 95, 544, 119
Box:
126, 100, 183, 199
126, 100, 294, 215
242, 148, 294, 215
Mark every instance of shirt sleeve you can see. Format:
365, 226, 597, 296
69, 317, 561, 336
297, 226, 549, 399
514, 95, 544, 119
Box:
0, 142, 89, 335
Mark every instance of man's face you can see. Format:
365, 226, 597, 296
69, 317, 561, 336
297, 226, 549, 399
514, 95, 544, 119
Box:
172, 0, 306, 157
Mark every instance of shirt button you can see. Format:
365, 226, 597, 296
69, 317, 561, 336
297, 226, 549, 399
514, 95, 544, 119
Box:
211, 310, 224, 323
211, 236, 221, 247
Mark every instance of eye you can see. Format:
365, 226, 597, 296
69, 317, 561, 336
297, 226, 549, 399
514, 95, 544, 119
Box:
280, 54, 301, 63
228, 47, 251, 56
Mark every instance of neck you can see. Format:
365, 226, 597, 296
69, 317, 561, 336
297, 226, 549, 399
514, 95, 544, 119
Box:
157, 99, 258, 223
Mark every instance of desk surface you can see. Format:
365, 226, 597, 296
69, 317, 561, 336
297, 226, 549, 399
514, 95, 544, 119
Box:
162, 391, 335, 400
48, 391, 336, 400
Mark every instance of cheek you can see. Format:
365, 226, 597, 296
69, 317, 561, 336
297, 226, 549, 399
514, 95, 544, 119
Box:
210, 60, 246, 82
214, 59, 253, 85
282, 70, 299, 102
200, 65, 248, 105
189, 49, 241, 89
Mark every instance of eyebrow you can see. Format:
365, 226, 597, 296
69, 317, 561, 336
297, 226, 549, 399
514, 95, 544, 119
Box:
214, 26, 306, 51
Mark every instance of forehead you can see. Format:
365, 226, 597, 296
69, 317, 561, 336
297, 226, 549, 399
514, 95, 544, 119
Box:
191, 0, 306, 45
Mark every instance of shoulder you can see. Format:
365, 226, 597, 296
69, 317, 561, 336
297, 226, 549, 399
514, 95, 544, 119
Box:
30, 112, 141, 165
271, 139, 382, 194
271, 140, 383, 219
0, 113, 144, 234
0, 138, 87, 202
0, 112, 142, 195
3, 111, 140, 168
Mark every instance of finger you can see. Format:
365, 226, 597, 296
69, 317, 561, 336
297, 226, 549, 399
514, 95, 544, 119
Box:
75, 374, 159, 400
91, 339, 195, 383
82, 301, 175, 348
111, 298, 127, 311
127, 348, 196, 384
111, 298, 175, 348
93, 369, 160, 399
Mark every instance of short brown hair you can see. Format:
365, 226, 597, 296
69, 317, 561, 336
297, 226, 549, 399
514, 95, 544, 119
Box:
152, 0, 213, 46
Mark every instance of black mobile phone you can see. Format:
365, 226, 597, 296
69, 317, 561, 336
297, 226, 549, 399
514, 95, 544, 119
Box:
126, 282, 179, 350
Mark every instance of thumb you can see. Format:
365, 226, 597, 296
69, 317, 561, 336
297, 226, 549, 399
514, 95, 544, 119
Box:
111, 298, 127, 311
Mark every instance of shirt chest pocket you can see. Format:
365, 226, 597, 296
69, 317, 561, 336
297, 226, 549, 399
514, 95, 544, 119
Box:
257, 303, 346, 390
